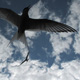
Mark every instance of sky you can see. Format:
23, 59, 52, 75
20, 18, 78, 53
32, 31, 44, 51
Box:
0, 0, 80, 80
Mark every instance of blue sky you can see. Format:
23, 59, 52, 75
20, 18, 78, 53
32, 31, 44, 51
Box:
0, 0, 80, 80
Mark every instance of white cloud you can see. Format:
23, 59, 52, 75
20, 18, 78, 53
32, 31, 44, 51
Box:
61, 60, 80, 80
49, 13, 61, 22
8, 60, 48, 80
25, 31, 41, 39
0, 74, 9, 80
73, 32, 80, 54
66, 0, 80, 54
55, 55, 61, 63
42, 47, 50, 55
49, 33, 72, 56
66, 0, 80, 29
4, 23, 16, 37
0, 62, 6, 72
29, 0, 49, 19
0, 60, 79, 80
0, 34, 14, 61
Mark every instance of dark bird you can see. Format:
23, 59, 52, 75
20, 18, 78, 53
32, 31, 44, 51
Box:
20, 52, 29, 65
0, 6, 77, 59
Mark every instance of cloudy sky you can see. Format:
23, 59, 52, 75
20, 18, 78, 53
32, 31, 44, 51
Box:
0, 0, 80, 80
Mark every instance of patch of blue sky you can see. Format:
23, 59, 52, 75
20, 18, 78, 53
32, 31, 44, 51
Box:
29, 32, 54, 66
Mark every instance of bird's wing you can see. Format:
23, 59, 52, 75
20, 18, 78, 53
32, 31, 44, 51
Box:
28, 19, 77, 32
0, 8, 21, 27
20, 60, 26, 65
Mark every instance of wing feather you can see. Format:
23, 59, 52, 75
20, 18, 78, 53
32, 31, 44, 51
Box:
0, 8, 21, 27
28, 18, 77, 32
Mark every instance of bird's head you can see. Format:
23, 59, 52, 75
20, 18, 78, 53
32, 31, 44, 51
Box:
23, 5, 31, 14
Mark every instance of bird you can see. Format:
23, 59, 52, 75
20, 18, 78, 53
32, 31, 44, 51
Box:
0, 5, 77, 61
20, 51, 29, 65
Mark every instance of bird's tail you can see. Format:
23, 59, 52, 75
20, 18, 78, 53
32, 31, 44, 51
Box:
7, 31, 28, 47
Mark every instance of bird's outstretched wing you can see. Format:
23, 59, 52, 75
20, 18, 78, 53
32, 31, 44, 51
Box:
28, 19, 77, 32
0, 8, 21, 27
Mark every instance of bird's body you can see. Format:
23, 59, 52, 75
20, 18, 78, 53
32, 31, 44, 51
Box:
0, 6, 77, 64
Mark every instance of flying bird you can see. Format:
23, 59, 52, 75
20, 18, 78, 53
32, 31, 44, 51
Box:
20, 52, 29, 65
0, 6, 77, 61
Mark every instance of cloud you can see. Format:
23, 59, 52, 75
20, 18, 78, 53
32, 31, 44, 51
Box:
68, 0, 80, 54
63, 0, 80, 54
8, 60, 48, 80
61, 60, 80, 80
0, 74, 9, 80
0, 34, 14, 61
49, 33, 72, 57
49, 13, 61, 22
29, 0, 49, 19
25, 31, 41, 39
0, 59, 79, 80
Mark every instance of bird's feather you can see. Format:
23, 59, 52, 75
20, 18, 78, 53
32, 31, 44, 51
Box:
28, 19, 77, 32
0, 8, 21, 27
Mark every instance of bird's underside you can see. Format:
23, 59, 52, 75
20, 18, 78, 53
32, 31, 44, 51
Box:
0, 7, 77, 64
